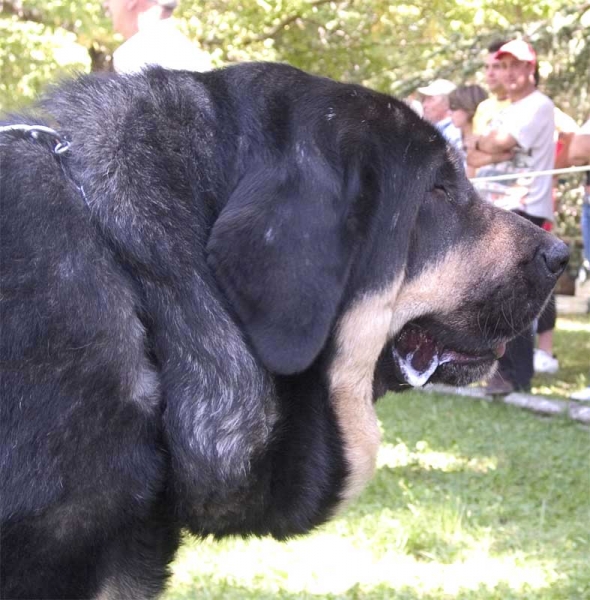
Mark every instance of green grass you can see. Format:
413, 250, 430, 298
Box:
531, 314, 590, 399
163, 316, 590, 600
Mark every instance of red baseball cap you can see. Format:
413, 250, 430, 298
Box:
495, 40, 537, 65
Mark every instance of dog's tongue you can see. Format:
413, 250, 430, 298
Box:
391, 324, 507, 387
391, 325, 444, 387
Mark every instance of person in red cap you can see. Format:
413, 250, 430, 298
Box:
465, 39, 556, 395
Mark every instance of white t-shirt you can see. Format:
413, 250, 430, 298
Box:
474, 90, 555, 221
113, 19, 213, 75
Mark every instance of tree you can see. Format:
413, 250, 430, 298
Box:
2, 1, 588, 115
1, 0, 588, 260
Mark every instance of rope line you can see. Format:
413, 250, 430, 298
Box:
471, 164, 590, 183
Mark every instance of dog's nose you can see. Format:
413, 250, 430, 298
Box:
540, 239, 569, 276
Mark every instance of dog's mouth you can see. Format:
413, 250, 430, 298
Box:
391, 323, 506, 387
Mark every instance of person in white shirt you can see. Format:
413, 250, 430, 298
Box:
105, 0, 213, 74
467, 40, 555, 222
464, 39, 557, 396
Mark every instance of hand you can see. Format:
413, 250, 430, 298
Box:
463, 133, 480, 152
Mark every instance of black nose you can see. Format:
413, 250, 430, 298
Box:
541, 239, 569, 276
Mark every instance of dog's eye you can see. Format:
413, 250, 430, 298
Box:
432, 185, 451, 200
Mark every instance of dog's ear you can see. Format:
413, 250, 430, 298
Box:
207, 158, 363, 375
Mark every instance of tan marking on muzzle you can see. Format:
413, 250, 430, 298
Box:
329, 230, 510, 505
390, 237, 514, 337
390, 243, 490, 335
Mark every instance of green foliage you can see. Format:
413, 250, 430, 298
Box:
2, 1, 588, 113
532, 315, 590, 398
0, 0, 115, 111
0, 16, 85, 112
1, 0, 588, 235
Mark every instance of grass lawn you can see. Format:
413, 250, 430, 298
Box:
163, 315, 589, 600
531, 314, 590, 399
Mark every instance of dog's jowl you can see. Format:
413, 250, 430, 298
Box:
0, 63, 567, 599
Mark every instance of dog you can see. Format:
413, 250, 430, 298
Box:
0, 62, 567, 599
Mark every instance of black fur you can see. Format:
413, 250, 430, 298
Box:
0, 63, 567, 599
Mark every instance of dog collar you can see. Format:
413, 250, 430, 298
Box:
0, 123, 90, 207
0, 124, 71, 154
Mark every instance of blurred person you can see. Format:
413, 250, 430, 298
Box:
469, 40, 564, 378
472, 39, 510, 137
105, 0, 213, 74
449, 84, 488, 176
569, 117, 590, 264
532, 108, 580, 375
465, 39, 556, 395
567, 118, 590, 402
404, 92, 424, 117
554, 108, 579, 171
466, 40, 555, 220
417, 79, 462, 151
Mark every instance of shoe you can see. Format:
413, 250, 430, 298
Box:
533, 349, 559, 374
571, 386, 590, 402
484, 371, 515, 396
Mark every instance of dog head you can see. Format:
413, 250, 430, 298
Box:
206, 64, 567, 509
207, 65, 567, 389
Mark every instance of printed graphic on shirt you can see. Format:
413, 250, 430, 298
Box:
473, 90, 555, 222
475, 145, 534, 211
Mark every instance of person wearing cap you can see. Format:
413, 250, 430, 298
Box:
467, 39, 555, 217
106, 0, 213, 74
465, 39, 556, 395
417, 79, 462, 151
471, 39, 510, 141
471, 42, 576, 378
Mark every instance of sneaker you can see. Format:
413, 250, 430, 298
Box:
571, 386, 590, 402
533, 349, 559, 374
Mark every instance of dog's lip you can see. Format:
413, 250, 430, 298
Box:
391, 323, 504, 387
441, 340, 506, 363
493, 342, 506, 359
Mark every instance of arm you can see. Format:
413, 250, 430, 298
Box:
568, 132, 590, 166
466, 101, 516, 167
467, 147, 514, 169
475, 130, 518, 154
554, 131, 575, 169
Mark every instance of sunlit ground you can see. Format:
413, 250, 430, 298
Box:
531, 314, 589, 398
556, 317, 590, 332
165, 440, 567, 599
167, 530, 559, 599
163, 318, 590, 600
